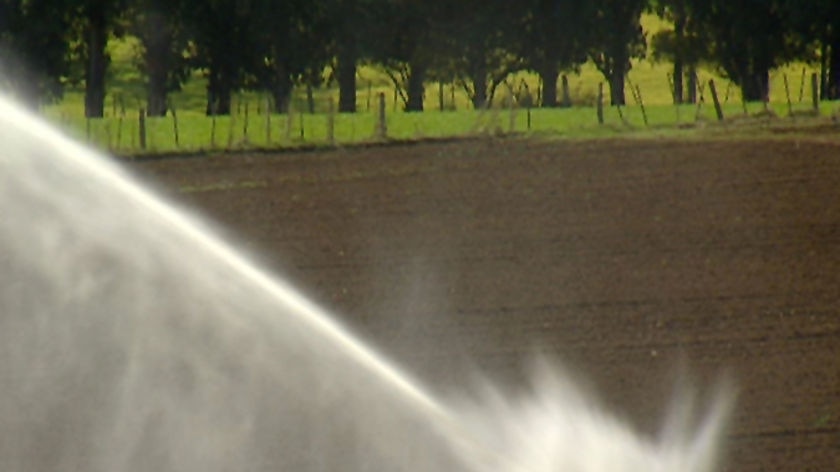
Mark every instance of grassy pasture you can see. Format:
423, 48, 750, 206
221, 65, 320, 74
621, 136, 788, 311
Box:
57, 97, 837, 155
42, 14, 836, 153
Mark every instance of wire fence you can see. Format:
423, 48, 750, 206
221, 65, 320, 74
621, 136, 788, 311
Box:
51, 74, 838, 155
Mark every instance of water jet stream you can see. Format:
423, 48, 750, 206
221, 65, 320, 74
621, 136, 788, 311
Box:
0, 94, 733, 472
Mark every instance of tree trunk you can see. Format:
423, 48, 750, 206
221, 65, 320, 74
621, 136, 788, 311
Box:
672, 7, 685, 104
206, 71, 232, 115
819, 41, 829, 100
306, 83, 315, 114
673, 60, 684, 104
337, 45, 357, 113
740, 69, 769, 102
405, 62, 425, 112
271, 65, 292, 113
686, 67, 697, 104
84, 8, 107, 118
539, 65, 559, 108
144, 12, 170, 117
609, 69, 626, 106
828, 39, 840, 100
471, 70, 488, 109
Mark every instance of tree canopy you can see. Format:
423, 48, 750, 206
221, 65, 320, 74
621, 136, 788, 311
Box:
0, 0, 837, 113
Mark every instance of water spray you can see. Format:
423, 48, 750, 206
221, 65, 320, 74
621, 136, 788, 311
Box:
0, 94, 733, 472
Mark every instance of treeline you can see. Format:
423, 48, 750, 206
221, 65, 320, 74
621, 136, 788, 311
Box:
1, 0, 839, 117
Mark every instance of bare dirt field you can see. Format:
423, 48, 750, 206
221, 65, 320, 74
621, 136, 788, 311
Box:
132, 137, 839, 471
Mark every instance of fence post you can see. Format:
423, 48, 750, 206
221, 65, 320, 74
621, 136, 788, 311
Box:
811, 73, 820, 114
210, 102, 217, 148
138, 108, 146, 150
171, 105, 180, 148
634, 84, 648, 126
508, 95, 516, 133
759, 76, 769, 113
798, 68, 806, 103
299, 107, 305, 141
376, 92, 387, 139
116, 109, 124, 150
438, 82, 444, 112
265, 95, 271, 145
708, 79, 724, 121
596, 83, 604, 125
228, 100, 236, 148
527, 106, 531, 131
695, 79, 706, 121
285, 103, 293, 142
327, 97, 335, 145
242, 101, 250, 145
782, 74, 793, 117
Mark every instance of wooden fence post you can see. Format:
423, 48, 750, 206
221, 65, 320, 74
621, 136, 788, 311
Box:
527, 106, 531, 131
782, 74, 793, 116
596, 83, 604, 125
376, 92, 387, 139
634, 84, 648, 126
811, 73, 820, 114
708, 79, 724, 121
242, 101, 250, 145
798, 68, 806, 103
695, 79, 706, 121
171, 106, 180, 147
210, 102, 217, 148
265, 95, 271, 145
327, 97, 335, 145
759, 76, 769, 113
228, 101, 236, 148
116, 109, 124, 150
508, 95, 516, 133
299, 107, 305, 141
284, 105, 293, 142
138, 108, 146, 150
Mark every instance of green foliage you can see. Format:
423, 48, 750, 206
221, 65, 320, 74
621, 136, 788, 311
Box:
0, 0, 74, 104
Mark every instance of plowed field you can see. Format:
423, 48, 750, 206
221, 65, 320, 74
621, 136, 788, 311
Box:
133, 137, 840, 471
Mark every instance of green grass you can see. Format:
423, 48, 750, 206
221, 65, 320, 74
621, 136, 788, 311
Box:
52, 92, 840, 155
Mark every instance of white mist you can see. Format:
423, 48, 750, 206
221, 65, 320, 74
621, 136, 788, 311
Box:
0, 95, 733, 472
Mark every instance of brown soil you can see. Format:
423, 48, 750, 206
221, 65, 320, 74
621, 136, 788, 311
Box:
133, 137, 840, 472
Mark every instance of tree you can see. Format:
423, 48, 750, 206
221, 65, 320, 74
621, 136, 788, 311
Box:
129, 0, 192, 116
691, 0, 797, 102
438, 0, 523, 109
368, 0, 445, 112
519, 0, 592, 108
326, 0, 379, 113
588, 0, 647, 105
249, 0, 302, 112
782, 0, 840, 100
68, 0, 127, 117
189, 0, 257, 115
650, 0, 711, 104
0, 0, 73, 105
